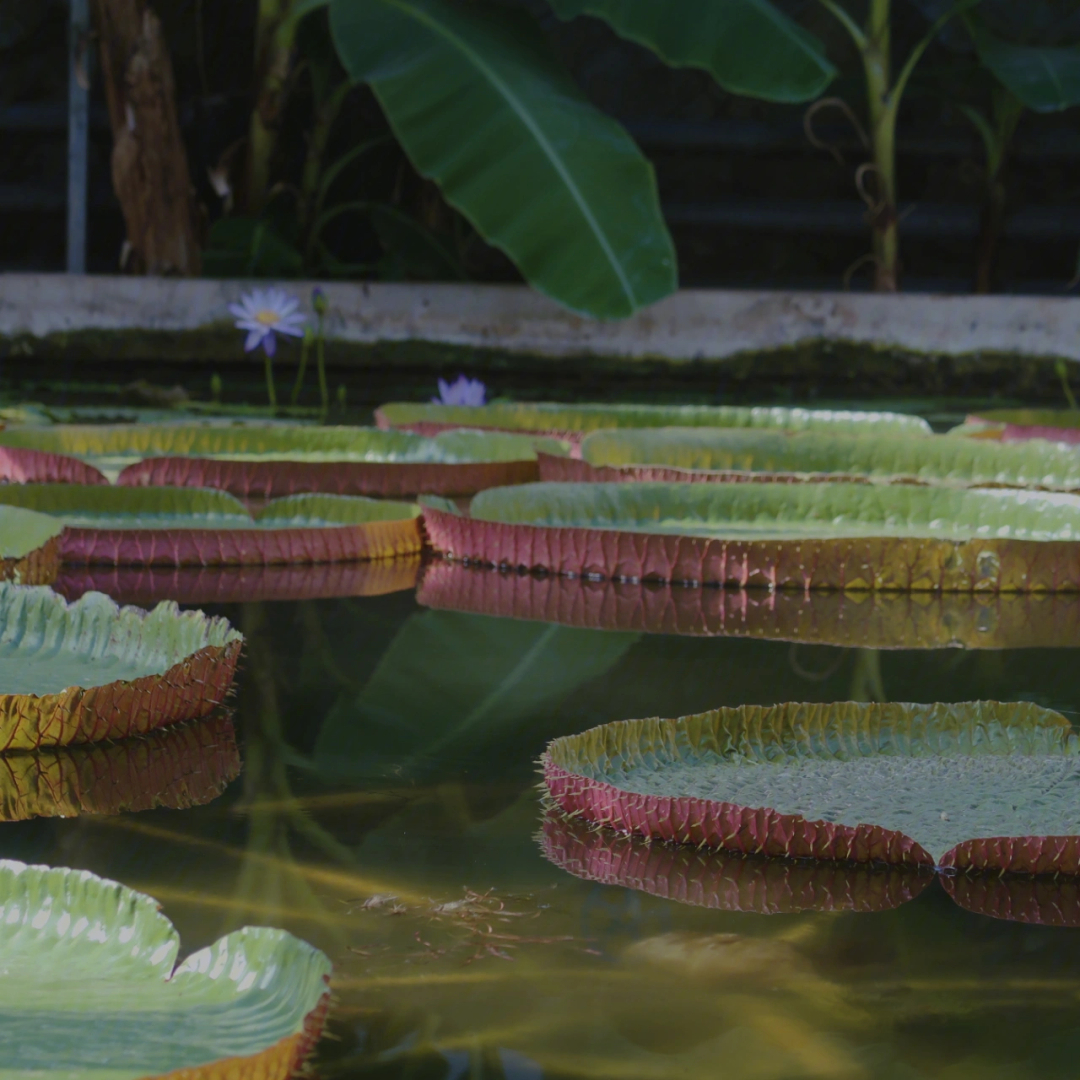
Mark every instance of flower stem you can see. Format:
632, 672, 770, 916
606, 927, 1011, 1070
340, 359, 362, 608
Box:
316, 333, 328, 418
263, 353, 277, 408
291, 328, 311, 405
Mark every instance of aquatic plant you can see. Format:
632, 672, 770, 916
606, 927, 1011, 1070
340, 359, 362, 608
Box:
0, 586, 241, 748
229, 287, 307, 407
0, 859, 330, 1079
542, 700, 1080, 873
423, 481, 1080, 592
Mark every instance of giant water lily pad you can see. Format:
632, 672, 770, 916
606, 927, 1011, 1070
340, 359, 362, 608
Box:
376, 400, 932, 443
0, 711, 240, 821
423, 481, 1080, 592
0, 586, 241, 748
56, 556, 421, 606
0, 503, 65, 585
0, 859, 331, 1078
547, 427, 1080, 493
954, 409, 1080, 446
0, 485, 421, 566
417, 561, 1080, 648
0, 423, 566, 496
543, 700, 1080, 873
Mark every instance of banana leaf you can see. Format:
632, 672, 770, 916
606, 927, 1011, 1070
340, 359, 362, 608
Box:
0, 586, 241, 748
954, 409, 1080, 446
543, 700, 1080, 872
0, 859, 330, 1079
376, 401, 932, 441
549, 0, 837, 103
540, 813, 932, 914
0, 485, 422, 566
0, 712, 239, 821
314, 608, 638, 784
0, 423, 567, 495
574, 427, 1080, 492
417, 560, 1080, 649
328, 0, 676, 318
423, 481, 1080, 591
56, 556, 421, 607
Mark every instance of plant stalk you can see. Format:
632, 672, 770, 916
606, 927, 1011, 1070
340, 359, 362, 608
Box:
863, 0, 899, 292
246, 0, 293, 215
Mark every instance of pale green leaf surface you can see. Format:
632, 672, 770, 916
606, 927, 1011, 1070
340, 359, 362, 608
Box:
549, 0, 836, 103
469, 481, 1080, 541
581, 427, 1080, 490
379, 401, 932, 436
0, 485, 418, 532
0, 586, 239, 695
0, 504, 63, 559
314, 610, 637, 781
328, 0, 676, 318
0, 425, 565, 482
555, 701, 1080, 863
0, 859, 330, 1078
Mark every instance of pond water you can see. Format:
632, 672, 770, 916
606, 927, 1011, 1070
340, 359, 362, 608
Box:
6, 557, 1080, 1080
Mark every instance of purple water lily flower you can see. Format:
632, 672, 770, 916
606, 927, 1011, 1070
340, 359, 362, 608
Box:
433, 375, 487, 407
229, 287, 306, 358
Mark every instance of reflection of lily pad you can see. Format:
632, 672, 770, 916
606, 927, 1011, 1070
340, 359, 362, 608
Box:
0, 586, 241, 748
56, 556, 421, 606
0, 859, 331, 1079
0, 423, 566, 496
0, 711, 239, 821
541, 427, 1080, 493
424, 482, 1080, 591
376, 401, 931, 442
942, 872, 1080, 928
0, 485, 421, 566
540, 813, 932, 914
417, 560, 1080, 649
543, 701, 1080, 873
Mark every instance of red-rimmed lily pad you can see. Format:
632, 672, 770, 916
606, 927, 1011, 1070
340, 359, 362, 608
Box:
543, 701, 1080, 874
539, 812, 933, 914
954, 409, 1080, 446
423, 481, 1080, 592
0, 485, 422, 566
0, 423, 566, 496
0, 585, 241, 748
0, 444, 106, 485
417, 560, 1080, 648
540, 426, 1080, 493
0, 503, 65, 585
0, 859, 330, 1079
0, 711, 240, 821
56, 556, 422, 606
376, 401, 931, 446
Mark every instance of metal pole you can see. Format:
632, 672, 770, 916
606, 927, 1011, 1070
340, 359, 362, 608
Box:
66, 0, 90, 273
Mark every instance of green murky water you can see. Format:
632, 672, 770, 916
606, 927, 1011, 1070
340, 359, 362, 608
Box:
7, 559, 1080, 1080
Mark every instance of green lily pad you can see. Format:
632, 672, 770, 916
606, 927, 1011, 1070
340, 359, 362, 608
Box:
376, 401, 932, 438
0, 859, 331, 1078
543, 700, 1080, 872
578, 427, 1080, 492
0, 503, 63, 560
0, 424, 568, 483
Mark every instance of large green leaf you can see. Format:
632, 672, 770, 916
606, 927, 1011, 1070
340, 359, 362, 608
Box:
327, 0, 676, 318
0, 504, 63, 559
580, 427, 1080, 491
0, 859, 329, 1078
549, 0, 837, 103
544, 700, 1080, 868
314, 609, 638, 782
968, 14, 1080, 111
468, 480, 1080, 541
377, 401, 933, 437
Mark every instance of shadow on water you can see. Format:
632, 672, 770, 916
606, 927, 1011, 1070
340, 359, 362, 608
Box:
6, 570, 1080, 1078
